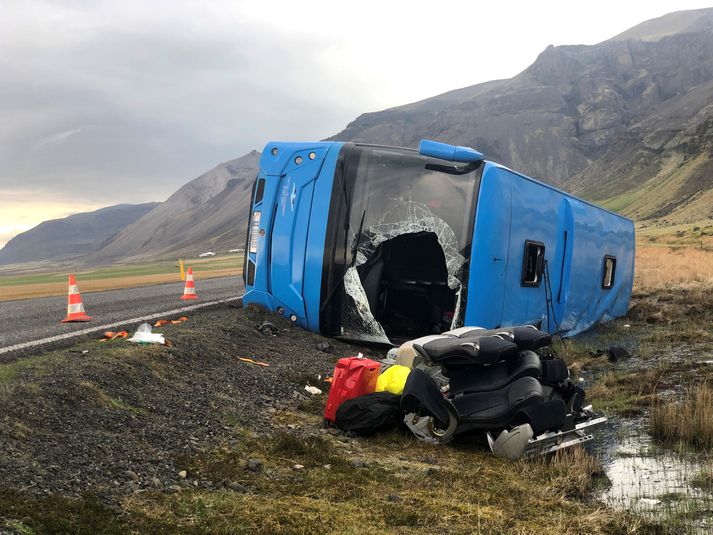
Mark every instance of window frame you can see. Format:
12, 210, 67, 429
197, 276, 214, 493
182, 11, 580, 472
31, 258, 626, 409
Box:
602, 255, 617, 290
521, 240, 546, 288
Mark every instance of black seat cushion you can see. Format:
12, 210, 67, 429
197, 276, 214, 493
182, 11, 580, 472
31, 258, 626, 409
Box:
414, 335, 519, 370
450, 376, 544, 429
448, 351, 542, 395
540, 358, 569, 384
455, 325, 551, 350
512, 399, 567, 435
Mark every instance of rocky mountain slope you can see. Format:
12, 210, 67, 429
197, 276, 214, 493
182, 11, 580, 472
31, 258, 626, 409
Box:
89, 151, 260, 263
330, 8, 713, 223
0, 203, 158, 265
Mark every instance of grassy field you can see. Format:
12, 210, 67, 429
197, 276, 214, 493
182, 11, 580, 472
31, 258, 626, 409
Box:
0, 254, 244, 301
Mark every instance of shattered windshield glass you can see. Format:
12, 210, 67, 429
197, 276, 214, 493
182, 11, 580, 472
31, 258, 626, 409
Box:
338, 146, 480, 344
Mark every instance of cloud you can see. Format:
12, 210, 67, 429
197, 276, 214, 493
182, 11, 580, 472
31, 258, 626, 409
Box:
2, 0, 712, 247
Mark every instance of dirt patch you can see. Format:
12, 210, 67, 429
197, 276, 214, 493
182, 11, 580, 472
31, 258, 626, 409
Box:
0, 303, 372, 501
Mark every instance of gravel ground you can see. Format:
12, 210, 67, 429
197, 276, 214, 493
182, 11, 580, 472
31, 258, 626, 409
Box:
0, 276, 244, 349
0, 301, 376, 502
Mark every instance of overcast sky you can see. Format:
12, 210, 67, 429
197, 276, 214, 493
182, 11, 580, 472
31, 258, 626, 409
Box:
2, 0, 712, 247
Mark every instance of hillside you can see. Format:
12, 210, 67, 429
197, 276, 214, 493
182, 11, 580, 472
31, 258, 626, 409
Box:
330, 8, 713, 223
0, 203, 158, 265
90, 151, 261, 263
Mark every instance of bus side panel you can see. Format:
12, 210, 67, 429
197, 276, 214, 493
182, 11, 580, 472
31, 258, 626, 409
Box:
465, 164, 512, 328
303, 144, 343, 332
501, 171, 558, 327
562, 199, 635, 335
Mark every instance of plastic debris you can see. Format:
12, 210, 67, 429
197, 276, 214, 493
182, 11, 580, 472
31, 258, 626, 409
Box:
305, 385, 322, 395
100, 330, 128, 342
154, 316, 189, 327
238, 357, 270, 367
129, 323, 166, 345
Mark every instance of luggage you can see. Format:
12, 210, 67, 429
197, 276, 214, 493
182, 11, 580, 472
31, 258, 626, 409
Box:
324, 356, 380, 423
335, 392, 402, 436
375, 364, 411, 395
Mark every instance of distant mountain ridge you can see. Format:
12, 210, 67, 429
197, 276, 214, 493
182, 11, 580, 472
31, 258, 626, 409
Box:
330, 8, 713, 222
88, 151, 261, 263
0, 203, 158, 265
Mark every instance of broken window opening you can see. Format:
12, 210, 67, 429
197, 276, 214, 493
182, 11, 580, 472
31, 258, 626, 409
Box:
340, 201, 467, 344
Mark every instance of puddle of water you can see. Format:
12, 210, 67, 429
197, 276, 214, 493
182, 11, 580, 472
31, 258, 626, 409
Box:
593, 418, 713, 532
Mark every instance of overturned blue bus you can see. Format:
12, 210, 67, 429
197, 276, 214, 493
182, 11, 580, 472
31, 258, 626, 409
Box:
242, 140, 634, 344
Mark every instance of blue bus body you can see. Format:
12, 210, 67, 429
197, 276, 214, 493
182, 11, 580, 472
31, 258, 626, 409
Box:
243, 140, 634, 344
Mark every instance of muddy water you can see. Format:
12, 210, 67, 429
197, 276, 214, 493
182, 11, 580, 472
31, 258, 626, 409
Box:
583, 340, 713, 532
594, 417, 712, 531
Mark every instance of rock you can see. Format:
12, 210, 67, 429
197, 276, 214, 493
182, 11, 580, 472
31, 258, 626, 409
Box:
178, 470, 187, 479
150, 477, 162, 488
228, 482, 247, 492
124, 470, 139, 481
327, 428, 341, 436
323, 464, 331, 470
165, 485, 183, 494
246, 458, 263, 472
293, 464, 304, 470
350, 460, 367, 469
317, 341, 332, 353
388, 494, 402, 502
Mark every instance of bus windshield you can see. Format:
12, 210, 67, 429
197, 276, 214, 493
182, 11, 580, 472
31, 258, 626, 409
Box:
326, 144, 481, 343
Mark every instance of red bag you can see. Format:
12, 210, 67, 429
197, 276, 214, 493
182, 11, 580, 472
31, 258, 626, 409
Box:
324, 356, 380, 423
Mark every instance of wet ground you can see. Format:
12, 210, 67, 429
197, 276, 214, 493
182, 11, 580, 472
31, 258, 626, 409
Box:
579, 310, 713, 533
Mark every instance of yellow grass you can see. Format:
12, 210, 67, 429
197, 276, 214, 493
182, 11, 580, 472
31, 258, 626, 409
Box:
650, 383, 713, 449
0, 267, 240, 302
634, 245, 713, 291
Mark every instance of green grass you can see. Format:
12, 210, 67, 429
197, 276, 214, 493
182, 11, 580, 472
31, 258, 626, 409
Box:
0, 354, 64, 385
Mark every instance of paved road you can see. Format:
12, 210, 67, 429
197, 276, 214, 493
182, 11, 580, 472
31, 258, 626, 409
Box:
0, 276, 245, 350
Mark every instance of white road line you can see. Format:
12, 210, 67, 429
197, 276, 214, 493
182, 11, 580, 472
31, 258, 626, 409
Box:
0, 295, 244, 355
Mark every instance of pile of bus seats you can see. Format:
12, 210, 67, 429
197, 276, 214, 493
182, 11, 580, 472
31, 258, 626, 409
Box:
399, 325, 607, 459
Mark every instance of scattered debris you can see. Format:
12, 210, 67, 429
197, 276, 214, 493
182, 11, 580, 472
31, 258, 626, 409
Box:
154, 316, 189, 327
228, 482, 247, 492
304, 385, 322, 395
246, 459, 263, 472
257, 321, 279, 336
100, 330, 128, 342
317, 341, 332, 353
238, 357, 270, 367
177, 470, 187, 479
607, 346, 631, 362
128, 323, 166, 345
68, 349, 90, 354
293, 464, 304, 470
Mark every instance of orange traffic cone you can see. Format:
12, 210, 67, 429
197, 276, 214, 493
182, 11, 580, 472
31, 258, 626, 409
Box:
180, 267, 198, 300
61, 274, 93, 322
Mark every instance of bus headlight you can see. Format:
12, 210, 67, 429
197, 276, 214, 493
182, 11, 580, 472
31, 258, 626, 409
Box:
249, 211, 261, 254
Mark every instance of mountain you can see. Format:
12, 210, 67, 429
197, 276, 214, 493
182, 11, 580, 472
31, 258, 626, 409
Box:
330, 8, 713, 223
0, 203, 158, 265
90, 151, 261, 262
